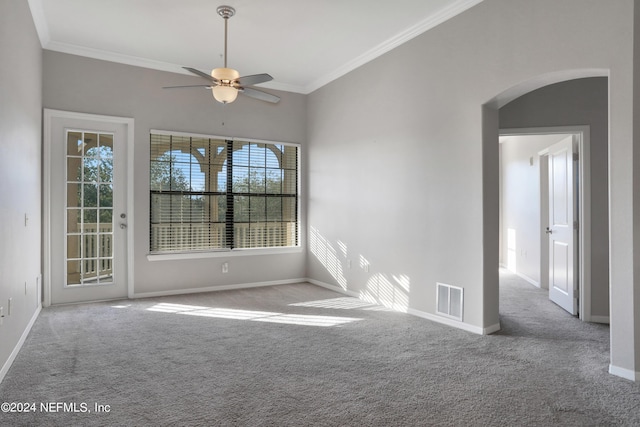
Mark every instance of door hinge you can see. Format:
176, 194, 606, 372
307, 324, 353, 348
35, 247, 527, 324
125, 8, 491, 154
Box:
573, 152, 579, 161
574, 221, 579, 230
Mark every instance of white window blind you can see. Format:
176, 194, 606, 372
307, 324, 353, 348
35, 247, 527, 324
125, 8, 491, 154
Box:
150, 133, 299, 253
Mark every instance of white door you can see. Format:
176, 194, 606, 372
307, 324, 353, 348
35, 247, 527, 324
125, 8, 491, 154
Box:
45, 110, 131, 305
547, 135, 578, 315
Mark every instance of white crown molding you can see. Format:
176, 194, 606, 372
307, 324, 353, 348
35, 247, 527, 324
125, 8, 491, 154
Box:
303, 0, 484, 94
259, 80, 307, 94
44, 40, 307, 94
44, 41, 188, 75
27, 0, 50, 47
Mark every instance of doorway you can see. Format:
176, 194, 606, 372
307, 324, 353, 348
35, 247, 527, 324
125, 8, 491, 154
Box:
498, 126, 591, 320
43, 110, 134, 306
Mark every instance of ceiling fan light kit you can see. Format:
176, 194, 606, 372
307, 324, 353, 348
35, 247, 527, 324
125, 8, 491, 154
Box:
163, 4, 280, 105
211, 67, 240, 103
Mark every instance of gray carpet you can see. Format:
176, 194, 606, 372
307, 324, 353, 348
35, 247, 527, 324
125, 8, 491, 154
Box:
1, 270, 639, 426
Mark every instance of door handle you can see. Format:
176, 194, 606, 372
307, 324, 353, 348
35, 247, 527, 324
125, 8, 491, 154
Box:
545, 227, 553, 234
119, 223, 127, 229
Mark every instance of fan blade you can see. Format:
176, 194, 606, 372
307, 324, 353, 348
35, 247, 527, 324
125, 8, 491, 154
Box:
163, 85, 213, 89
236, 73, 273, 87
183, 67, 219, 83
238, 87, 280, 103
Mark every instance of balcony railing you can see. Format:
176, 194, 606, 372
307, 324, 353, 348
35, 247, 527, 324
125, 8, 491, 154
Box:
71, 221, 297, 284
68, 223, 113, 285
150, 221, 297, 252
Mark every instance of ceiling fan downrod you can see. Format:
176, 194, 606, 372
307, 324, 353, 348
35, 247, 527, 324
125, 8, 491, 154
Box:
217, 5, 235, 68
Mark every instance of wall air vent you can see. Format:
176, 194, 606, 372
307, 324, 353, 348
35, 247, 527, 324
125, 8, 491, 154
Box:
436, 282, 463, 322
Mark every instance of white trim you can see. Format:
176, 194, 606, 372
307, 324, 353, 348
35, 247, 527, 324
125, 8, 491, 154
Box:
538, 149, 550, 291
50, 297, 128, 307
257, 81, 305, 94
125, 118, 135, 299
43, 110, 53, 307
500, 126, 592, 322
0, 305, 41, 384
503, 267, 540, 288
590, 315, 610, 324
307, 279, 360, 298
515, 271, 539, 288
43, 42, 304, 94
303, 0, 484, 94
147, 246, 303, 261
26, 0, 50, 47
483, 323, 502, 335
487, 70, 610, 109
132, 278, 307, 299
609, 364, 638, 382
407, 307, 488, 335
149, 130, 302, 258
150, 129, 300, 147
46, 41, 189, 76
43, 109, 135, 306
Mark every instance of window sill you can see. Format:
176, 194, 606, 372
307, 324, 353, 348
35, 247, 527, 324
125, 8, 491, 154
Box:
147, 246, 303, 261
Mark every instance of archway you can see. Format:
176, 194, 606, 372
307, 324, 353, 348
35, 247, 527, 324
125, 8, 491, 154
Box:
482, 69, 610, 348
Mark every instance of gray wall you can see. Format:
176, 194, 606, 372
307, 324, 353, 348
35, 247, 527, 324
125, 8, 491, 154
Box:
500, 77, 609, 319
42, 51, 307, 295
0, 0, 43, 379
306, 0, 637, 373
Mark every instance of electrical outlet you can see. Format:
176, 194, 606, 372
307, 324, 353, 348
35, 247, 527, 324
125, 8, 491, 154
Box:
364, 263, 369, 273
222, 262, 229, 273
25, 281, 28, 295
8, 298, 12, 316
347, 259, 352, 269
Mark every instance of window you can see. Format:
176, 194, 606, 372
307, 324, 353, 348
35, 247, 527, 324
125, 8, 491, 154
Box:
150, 132, 299, 253
67, 131, 115, 284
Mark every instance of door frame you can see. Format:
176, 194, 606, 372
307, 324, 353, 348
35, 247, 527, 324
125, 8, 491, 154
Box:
43, 109, 135, 307
500, 125, 591, 321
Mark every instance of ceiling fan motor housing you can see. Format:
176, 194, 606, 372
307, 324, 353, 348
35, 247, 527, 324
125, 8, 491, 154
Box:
217, 5, 235, 19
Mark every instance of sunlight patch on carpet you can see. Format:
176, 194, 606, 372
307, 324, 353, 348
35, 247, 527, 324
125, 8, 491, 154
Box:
146, 303, 362, 327
290, 297, 390, 311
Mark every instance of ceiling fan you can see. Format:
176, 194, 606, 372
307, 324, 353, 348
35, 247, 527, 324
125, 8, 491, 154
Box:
164, 5, 280, 104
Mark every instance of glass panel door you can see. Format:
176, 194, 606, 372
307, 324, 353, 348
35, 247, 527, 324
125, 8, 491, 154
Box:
45, 110, 129, 306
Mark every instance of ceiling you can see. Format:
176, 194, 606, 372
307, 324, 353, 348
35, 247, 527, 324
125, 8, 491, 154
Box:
27, 0, 482, 94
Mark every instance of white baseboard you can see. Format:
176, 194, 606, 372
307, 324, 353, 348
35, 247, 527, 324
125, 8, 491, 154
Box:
590, 315, 610, 324
131, 278, 308, 299
0, 304, 42, 384
516, 272, 540, 288
609, 364, 638, 382
407, 307, 499, 335
500, 266, 540, 287
483, 322, 502, 334
306, 278, 360, 298
307, 278, 498, 336
512, 270, 540, 287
